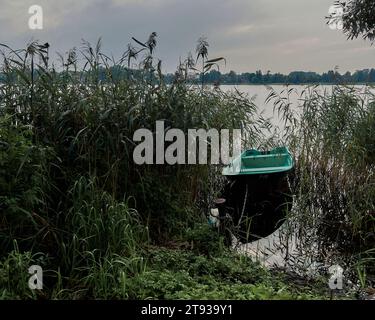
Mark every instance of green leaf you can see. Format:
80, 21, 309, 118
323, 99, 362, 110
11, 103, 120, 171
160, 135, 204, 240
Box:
205, 57, 226, 65
132, 37, 147, 48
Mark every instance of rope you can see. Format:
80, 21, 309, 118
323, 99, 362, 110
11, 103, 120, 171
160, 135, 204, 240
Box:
237, 183, 248, 228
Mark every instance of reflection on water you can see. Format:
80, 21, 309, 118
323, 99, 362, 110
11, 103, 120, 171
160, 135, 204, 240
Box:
236, 228, 295, 268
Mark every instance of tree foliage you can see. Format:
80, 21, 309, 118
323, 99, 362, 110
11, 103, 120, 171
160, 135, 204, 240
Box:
333, 0, 375, 41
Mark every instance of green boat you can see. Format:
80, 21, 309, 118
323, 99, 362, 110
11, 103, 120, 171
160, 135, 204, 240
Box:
216, 146, 295, 244
222, 146, 294, 176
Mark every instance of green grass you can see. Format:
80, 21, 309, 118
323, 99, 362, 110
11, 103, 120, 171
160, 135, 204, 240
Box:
0, 224, 335, 300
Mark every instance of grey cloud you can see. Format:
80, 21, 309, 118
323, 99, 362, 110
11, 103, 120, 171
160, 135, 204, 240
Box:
0, 0, 373, 73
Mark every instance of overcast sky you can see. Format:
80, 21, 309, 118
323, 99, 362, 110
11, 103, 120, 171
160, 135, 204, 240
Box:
0, 0, 373, 74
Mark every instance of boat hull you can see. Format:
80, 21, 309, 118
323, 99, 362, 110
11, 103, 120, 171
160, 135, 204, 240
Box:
218, 147, 294, 243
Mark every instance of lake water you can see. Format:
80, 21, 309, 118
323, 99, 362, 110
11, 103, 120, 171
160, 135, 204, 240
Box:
220, 84, 368, 104
221, 84, 317, 121
220, 84, 370, 129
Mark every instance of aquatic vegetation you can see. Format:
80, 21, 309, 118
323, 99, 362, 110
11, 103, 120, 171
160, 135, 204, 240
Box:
267, 85, 375, 284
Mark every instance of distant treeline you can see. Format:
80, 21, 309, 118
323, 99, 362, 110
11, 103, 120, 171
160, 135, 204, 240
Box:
2, 67, 375, 85
174, 68, 375, 85
114, 67, 375, 85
